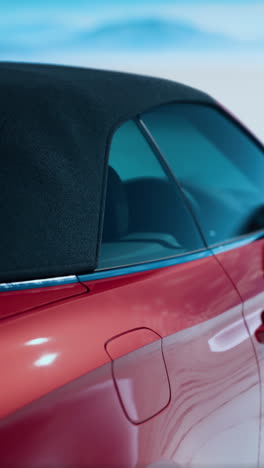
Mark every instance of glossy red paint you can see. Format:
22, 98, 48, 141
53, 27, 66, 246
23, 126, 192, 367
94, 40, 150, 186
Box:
214, 236, 264, 466
0, 253, 259, 466
0, 281, 87, 319
107, 328, 171, 424
0, 363, 137, 468
0, 291, 259, 467
106, 327, 159, 360
0, 256, 235, 417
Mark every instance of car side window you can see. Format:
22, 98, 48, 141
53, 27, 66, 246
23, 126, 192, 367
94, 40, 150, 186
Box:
141, 104, 264, 246
98, 119, 204, 269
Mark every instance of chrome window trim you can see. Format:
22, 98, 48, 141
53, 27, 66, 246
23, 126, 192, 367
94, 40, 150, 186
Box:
210, 229, 264, 254
79, 248, 212, 282
1, 229, 264, 292
79, 229, 264, 282
0, 275, 78, 292
81, 230, 264, 282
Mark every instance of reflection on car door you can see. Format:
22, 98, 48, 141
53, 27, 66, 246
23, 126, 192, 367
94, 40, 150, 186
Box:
212, 238, 264, 466
81, 253, 259, 467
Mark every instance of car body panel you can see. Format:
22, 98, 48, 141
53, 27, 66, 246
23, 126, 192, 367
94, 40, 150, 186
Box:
0, 329, 258, 468
0, 290, 258, 467
0, 252, 259, 466
213, 235, 264, 466
0, 279, 87, 319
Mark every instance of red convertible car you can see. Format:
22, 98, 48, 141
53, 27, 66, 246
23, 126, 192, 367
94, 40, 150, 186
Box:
0, 62, 264, 468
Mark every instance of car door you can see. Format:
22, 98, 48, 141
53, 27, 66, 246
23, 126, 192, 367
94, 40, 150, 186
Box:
0, 117, 259, 468
141, 102, 264, 467
82, 118, 259, 467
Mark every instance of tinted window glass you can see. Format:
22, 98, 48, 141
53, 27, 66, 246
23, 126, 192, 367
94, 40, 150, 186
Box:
142, 104, 264, 245
98, 119, 204, 269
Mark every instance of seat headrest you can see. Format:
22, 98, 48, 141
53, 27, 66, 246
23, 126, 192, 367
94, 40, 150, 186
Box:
102, 166, 129, 242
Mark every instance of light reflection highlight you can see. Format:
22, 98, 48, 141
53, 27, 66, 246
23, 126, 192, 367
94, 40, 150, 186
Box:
35, 353, 58, 367
26, 337, 49, 346
208, 309, 261, 353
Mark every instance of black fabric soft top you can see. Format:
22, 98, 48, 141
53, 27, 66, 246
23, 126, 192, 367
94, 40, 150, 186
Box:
0, 62, 215, 283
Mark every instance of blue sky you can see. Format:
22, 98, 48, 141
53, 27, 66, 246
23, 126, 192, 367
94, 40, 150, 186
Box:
1, 0, 263, 65
1, 0, 264, 143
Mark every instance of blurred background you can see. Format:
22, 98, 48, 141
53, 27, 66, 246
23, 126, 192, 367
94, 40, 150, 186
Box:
1, 0, 263, 141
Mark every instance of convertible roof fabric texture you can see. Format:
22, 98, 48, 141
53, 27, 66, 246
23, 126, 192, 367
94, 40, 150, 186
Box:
0, 62, 215, 282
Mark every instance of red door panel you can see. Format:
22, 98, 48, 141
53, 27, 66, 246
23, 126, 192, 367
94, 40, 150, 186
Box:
0, 253, 259, 466
0, 363, 138, 468
106, 327, 159, 360
161, 312, 259, 467
0, 293, 258, 468
213, 237, 264, 466
0, 281, 87, 319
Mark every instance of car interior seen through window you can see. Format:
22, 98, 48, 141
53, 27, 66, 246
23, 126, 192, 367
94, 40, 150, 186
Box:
142, 103, 264, 246
98, 119, 204, 269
